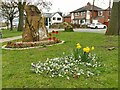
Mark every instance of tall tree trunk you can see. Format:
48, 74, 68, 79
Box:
118, 1, 120, 35
105, 1, 119, 35
10, 19, 13, 31
18, 2, 24, 31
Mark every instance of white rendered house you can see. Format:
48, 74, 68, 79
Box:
43, 12, 63, 28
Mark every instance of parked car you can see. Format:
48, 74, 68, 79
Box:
0, 26, 7, 30
88, 22, 107, 29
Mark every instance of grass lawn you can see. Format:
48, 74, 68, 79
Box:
2, 32, 118, 88
1, 28, 22, 38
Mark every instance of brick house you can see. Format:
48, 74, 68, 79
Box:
70, 2, 111, 25
63, 14, 71, 23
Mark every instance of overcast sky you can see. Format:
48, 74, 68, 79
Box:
27, 0, 113, 13
5, 0, 114, 13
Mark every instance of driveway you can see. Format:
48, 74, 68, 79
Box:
0, 36, 22, 43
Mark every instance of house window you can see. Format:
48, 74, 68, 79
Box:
57, 18, 61, 21
75, 12, 79, 16
98, 11, 103, 16
45, 18, 48, 26
49, 18, 51, 22
53, 17, 56, 20
81, 12, 85, 16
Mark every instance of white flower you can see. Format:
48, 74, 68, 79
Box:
65, 69, 68, 72
71, 63, 73, 66
58, 74, 62, 77
66, 76, 70, 80
77, 73, 80, 76
51, 75, 54, 77
86, 63, 92, 66
65, 60, 68, 63
47, 67, 50, 70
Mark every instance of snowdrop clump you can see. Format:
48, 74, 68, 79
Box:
31, 53, 103, 79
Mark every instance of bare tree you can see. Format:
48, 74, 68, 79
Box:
17, 0, 26, 31
0, 1, 18, 31
36, 0, 52, 11
14, 0, 52, 31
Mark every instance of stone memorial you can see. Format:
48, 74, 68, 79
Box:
22, 5, 48, 42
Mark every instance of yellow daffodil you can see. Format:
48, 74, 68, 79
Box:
76, 45, 81, 49
91, 46, 95, 50
77, 43, 80, 46
83, 47, 90, 53
76, 43, 81, 49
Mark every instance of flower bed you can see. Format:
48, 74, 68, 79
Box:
5, 40, 61, 48
4, 30, 61, 49
31, 43, 104, 79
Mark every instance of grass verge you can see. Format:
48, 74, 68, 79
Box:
1, 28, 22, 38
2, 32, 118, 88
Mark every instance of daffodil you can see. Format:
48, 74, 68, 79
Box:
83, 47, 90, 53
77, 43, 80, 46
76, 43, 81, 49
91, 46, 94, 50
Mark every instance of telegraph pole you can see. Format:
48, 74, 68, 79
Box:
92, 0, 95, 23
109, 0, 111, 17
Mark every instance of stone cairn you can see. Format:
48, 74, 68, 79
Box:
22, 5, 48, 42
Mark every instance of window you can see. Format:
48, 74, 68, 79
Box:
98, 11, 103, 16
45, 18, 48, 26
53, 17, 56, 20
75, 12, 79, 16
49, 18, 51, 22
57, 18, 61, 21
81, 12, 85, 16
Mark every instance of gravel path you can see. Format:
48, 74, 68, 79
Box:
0, 36, 22, 43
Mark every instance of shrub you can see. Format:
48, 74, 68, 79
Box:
49, 23, 64, 29
71, 24, 80, 28
63, 22, 74, 32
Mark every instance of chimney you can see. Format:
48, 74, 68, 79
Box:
87, 2, 91, 6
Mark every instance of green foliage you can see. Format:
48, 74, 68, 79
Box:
63, 22, 74, 32
49, 23, 64, 29
71, 23, 80, 28
73, 48, 81, 60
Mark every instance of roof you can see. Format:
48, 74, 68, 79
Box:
52, 12, 62, 17
43, 13, 53, 18
43, 12, 62, 18
104, 7, 112, 11
63, 14, 71, 18
71, 2, 103, 13
73, 17, 85, 20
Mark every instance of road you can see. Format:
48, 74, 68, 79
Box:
73, 28, 107, 34
0, 28, 106, 43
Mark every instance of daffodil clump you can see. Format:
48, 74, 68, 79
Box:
31, 43, 104, 79
73, 43, 95, 62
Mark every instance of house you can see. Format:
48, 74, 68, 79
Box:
43, 12, 63, 28
70, 2, 111, 25
63, 14, 71, 23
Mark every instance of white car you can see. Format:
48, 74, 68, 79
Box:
88, 22, 107, 29
0, 26, 7, 30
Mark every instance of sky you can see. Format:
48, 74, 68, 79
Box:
28, 0, 113, 14
5, 0, 113, 14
